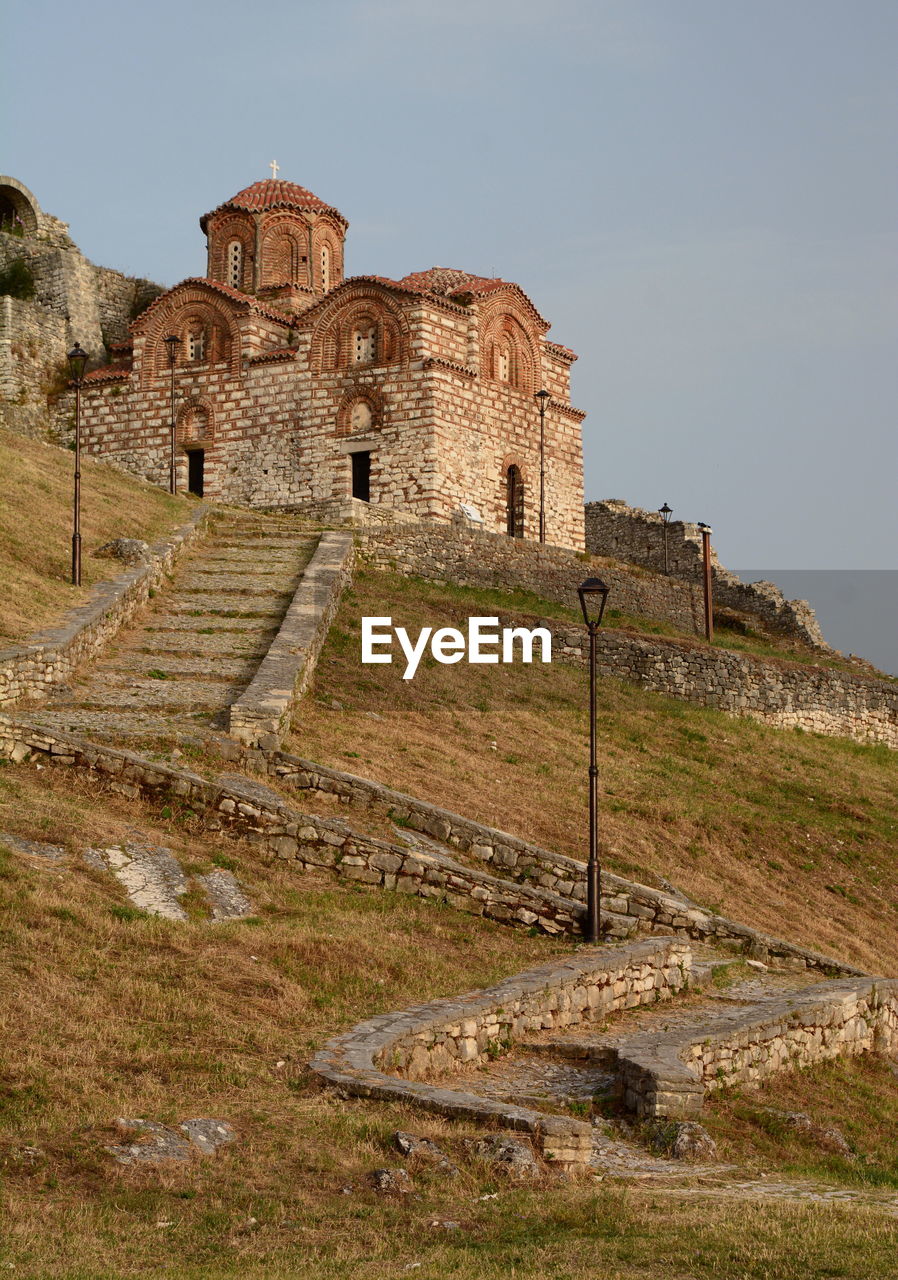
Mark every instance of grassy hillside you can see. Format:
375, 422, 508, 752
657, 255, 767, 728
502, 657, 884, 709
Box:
287, 569, 898, 976
0, 427, 195, 642
1, 764, 897, 1279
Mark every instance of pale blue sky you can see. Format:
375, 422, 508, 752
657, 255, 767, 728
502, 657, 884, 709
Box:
3, 0, 896, 569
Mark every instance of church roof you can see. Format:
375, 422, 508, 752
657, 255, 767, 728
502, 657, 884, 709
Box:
130, 278, 294, 332
200, 180, 348, 231
397, 266, 550, 330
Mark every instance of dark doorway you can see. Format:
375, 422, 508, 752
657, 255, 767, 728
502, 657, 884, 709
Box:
188, 449, 204, 497
506, 465, 524, 538
351, 451, 370, 502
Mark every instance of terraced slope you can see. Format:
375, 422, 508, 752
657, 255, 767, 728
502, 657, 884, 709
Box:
27, 512, 319, 745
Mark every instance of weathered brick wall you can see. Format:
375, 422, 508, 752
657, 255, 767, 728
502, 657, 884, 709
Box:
74, 280, 588, 548
585, 500, 828, 648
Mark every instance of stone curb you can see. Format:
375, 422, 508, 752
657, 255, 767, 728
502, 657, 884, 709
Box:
228, 531, 354, 749
0, 504, 210, 708
309, 938, 692, 1168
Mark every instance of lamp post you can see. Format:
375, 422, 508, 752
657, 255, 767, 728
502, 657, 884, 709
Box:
535, 389, 550, 544
577, 576, 611, 944
163, 335, 181, 494
659, 502, 673, 574
697, 522, 714, 642
67, 342, 89, 586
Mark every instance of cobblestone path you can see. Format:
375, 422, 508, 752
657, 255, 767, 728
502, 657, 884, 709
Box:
27, 511, 319, 746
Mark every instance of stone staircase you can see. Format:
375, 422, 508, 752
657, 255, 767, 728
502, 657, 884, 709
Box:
27, 512, 320, 746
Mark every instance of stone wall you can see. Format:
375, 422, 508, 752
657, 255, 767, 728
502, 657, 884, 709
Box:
0, 508, 209, 707
611, 976, 898, 1119
356, 516, 706, 636
309, 939, 691, 1168
228, 531, 354, 749
218, 744, 864, 976
0, 714, 865, 971
547, 622, 898, 749
585, 500, 828, 649
0, 294, 68, 438
0, 175, 162, 439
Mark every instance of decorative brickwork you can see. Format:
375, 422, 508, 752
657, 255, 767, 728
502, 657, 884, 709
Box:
49, 176, 587, 548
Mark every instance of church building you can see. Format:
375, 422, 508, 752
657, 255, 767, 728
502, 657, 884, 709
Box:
77, 174, 587, 548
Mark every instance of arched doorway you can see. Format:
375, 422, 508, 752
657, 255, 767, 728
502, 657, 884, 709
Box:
506, 465, 524, 538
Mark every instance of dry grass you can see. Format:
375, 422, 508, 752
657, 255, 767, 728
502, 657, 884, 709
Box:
1, 765, 897, 1278
0, 427, 194, 642
287, 569, 898, 976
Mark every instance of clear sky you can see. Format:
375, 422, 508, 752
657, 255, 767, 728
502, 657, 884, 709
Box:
3, 0, 896, 569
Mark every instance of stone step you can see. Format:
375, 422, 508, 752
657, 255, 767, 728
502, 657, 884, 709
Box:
128, 632, 272, 657
26, 708, 221, 740
165, 593, 292, 616
53, 677, 243, 711
95, 655, 259, 680
175, 571, 301, 593
141, 615, 277, 634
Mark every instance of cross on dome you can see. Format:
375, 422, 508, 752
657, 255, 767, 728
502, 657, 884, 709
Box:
269, 160, 279, 179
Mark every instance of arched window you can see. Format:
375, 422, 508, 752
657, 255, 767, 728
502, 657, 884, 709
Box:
227, 240, 242, 288
321, 244, 331, 292
353, 323, 377, 364
497, 347, 510, 382
187, 326, 206, 362
506, 465, 524, 539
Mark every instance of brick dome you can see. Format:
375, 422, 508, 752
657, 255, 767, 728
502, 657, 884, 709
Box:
200, 180, 347, 232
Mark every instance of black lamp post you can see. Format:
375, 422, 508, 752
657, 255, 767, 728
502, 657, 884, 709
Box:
577, 576, 611, 944
659, 502, 673, 574
163, 335, 181, 494
67, 342, 89, 586
697, 522, 714, 642
535, 389, 550, 544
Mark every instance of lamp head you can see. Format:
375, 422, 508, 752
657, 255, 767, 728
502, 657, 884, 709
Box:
659, 502, 673, 522
577, 576, 611, 627
67, 342, 89, 383
535, 389, 550, 409
163, 334, 182, 365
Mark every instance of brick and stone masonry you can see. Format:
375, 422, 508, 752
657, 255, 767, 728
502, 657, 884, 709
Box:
37, 177, 587, 548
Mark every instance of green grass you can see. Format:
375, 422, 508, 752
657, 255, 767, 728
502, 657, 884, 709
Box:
288, 569, 898, 976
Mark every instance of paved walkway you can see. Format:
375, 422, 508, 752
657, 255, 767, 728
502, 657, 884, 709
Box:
27, 512, 319, 746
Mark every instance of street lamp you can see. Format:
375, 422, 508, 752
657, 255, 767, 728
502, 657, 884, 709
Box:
67, 342, 89, 586
577, 575, 611, 944
697, 522, 714, 642
535, 389, 550, 544
659, 502, 673, 575
163, 335, 181, 494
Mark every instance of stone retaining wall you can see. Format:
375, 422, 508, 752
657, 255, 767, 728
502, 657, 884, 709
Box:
0, 507, 209, 707
560, 976, 898, 1120
228, 531, 354, 750
216, 742, 864, 976
585, 500, 828, 649
547, 623, 898, 749
356, 517, 706, 637
308, 938, 691, 1168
